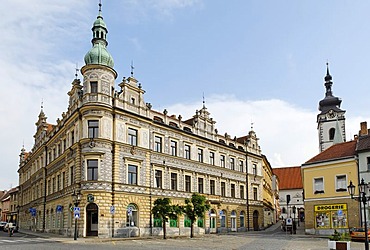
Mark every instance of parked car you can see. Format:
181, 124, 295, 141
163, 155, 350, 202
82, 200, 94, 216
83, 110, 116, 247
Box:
350, 227, 370, 241
0, 221, 7, 230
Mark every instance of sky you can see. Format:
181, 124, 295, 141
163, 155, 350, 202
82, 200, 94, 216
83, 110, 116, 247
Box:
1, 0, 370, 190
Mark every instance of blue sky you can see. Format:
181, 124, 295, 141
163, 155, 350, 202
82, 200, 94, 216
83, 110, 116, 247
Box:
1, 0, 369, 190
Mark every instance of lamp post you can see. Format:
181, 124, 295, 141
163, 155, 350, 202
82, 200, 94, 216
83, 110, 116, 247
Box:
348, 179, 369, 250
72, 190, 81, 241
292, 206, 296, 234
16, 205, 20, 229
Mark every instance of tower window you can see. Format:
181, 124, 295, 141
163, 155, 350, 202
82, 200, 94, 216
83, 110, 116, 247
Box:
90, 81, 98, 93
329, 128, 335, 140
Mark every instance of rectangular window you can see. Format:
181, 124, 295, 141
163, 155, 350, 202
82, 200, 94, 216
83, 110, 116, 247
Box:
128, 165, 138, 185
63, 139, 66, 151
231, 184, 235, 198
57, 174, 60, 191
239, 160, 244, 172
230, 158, 235, 170
253, 187, 258, 200
62, 172, 65, 189
209, 152, 215, 165
88, 120, 99, 138
240, 185, 244, 199
184, 144, 191, 160
221, 182, 226, 196
336, 175, 347, 192
154, 136, 162, 152
90, 81, 98, 93
220, 155, 225, 167
87, 159, 98, 181
128, 128, 138, 146
47, 180, 51, 195
52, 177, 55, 193
198, 148, 203, 163
171, 173, 177, 190
252, 164, 257, 176
70, 166, 74, 185
155, 170, 162, 188
210, 180, 215, 195
170, 140, 177, 156
198, 177, 204, 193
71, 130, 75, 144
185, 175, 191, 192
314, 177, 324, 194
367, 157, 370, 171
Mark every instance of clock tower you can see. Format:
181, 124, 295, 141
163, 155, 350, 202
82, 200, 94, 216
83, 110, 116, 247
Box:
317, 63, 346, 152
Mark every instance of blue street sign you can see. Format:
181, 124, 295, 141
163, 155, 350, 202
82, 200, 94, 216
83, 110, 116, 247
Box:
74, 212, 80, 219
110, 206, 115, 214
74, 207, 80, 212
56, 205, 63, 213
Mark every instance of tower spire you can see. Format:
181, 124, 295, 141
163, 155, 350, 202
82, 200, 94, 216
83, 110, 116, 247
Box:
84, 0, 114, 68
131, 60, 135, 77
202, 92, 205, 108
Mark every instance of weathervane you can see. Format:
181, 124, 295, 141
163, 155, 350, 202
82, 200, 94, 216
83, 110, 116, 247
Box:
75, 63, 79, 79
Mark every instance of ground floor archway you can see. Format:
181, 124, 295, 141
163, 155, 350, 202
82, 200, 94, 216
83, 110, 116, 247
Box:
86, 203, 98, 236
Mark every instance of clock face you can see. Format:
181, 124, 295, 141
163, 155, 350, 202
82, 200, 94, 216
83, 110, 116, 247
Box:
327, 110, 336, 119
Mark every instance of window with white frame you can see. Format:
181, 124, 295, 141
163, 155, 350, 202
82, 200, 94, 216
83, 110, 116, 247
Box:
314, 177, 324, 194
128, 165, 138, 185
230, 158, 235, 170
336, 175, 347, 192
88, 120, 99, 138
184, 144, 191, 159
170, 140, 177, 156
128, 128, 138, 146
220, 155, 225, 167
198, 177, 204, 193
198, 148, 203, 163
210, 180, 215, 195
154, 136, 162, 152
87, 159, 98, 181
155, 170, 162, 188
239, 160, 244, 172
209, 152, 215, 165
171, 173, 177, 190
185, 175, 191, 192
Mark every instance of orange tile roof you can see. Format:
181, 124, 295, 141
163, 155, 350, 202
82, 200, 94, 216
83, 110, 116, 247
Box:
273, 166, 302, 190
304, 140, 356, 164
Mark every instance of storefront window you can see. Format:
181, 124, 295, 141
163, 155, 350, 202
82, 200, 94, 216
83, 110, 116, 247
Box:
314, 203, 347, 229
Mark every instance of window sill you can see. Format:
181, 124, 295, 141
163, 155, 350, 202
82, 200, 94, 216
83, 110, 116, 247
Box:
314, 190, 325, 194
336, 188, 347, 192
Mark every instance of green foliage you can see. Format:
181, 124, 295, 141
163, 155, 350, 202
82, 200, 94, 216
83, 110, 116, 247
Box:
182, 193, 211, 238
152, 198, 182, 239
329, 230, 351, 241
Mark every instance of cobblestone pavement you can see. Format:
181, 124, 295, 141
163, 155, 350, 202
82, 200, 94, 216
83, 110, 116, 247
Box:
12, 223, 366, 250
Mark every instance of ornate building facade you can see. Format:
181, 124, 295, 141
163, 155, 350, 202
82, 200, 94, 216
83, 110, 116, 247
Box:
17, 4, 272, 238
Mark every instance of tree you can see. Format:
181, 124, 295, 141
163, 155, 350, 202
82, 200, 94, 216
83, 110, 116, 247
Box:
152, 198, 182, 239
183, 193, 211, 238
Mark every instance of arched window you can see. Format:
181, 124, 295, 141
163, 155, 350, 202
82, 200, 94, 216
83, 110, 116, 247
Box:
282, 207, 286, 214
221, 210, 227, 227
126, 203, 138, 227
240, 211, 245, 228
329, 128, 335, 140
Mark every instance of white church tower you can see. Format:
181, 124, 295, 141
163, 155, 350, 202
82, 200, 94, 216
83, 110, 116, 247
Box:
317, 63, 346, 152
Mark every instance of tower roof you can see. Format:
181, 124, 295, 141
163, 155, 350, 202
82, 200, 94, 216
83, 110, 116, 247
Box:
318, 63, 343, 114
84, 2, 114, 68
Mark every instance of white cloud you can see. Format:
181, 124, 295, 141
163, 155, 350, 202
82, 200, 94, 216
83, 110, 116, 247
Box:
0, 1, 90, 189
165, 95, 320, 168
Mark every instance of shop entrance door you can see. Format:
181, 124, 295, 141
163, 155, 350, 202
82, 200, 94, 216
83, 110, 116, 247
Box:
86, 203, 98, 236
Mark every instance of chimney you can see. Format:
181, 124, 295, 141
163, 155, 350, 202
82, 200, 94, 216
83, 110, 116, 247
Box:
360, 122, 368, 136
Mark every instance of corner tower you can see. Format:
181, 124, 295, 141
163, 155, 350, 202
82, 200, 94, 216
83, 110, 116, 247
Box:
81, 2, 117, 106
317, 63, 346, 152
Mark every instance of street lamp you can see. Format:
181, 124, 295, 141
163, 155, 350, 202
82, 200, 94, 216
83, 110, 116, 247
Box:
348, 179, 369, 250
16, 205, 20, 229
72, 190, 82, 241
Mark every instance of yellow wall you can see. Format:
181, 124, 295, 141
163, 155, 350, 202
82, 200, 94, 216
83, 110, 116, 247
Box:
303, 160, 358, 199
